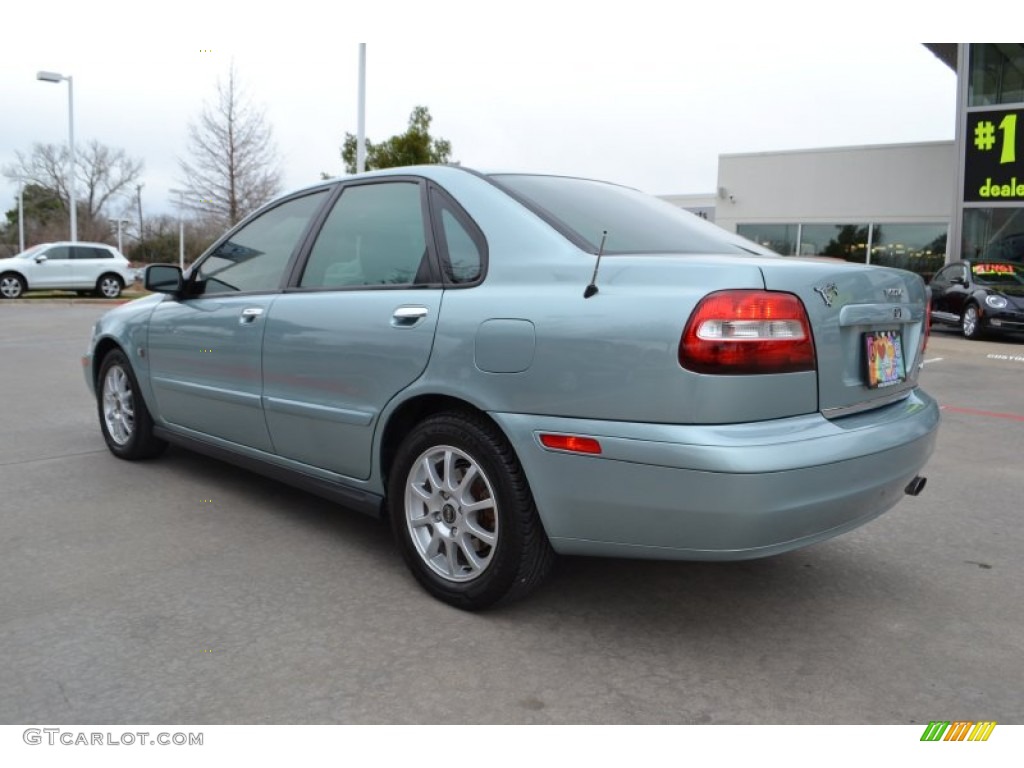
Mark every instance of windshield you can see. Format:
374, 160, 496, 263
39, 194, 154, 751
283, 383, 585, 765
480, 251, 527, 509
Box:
17, 245, 46, 259
489, 174, 758, 255
971, 262, 1024, 286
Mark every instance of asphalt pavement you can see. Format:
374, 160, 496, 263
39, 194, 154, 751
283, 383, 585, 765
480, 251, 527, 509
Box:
0, 303, 1021, 724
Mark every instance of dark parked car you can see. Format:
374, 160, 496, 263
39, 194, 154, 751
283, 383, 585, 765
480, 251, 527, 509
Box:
84, 167, 939, 610
929, 260, 1024, 339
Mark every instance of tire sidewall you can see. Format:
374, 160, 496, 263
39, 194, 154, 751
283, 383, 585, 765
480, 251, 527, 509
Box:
387, 414, 529, 610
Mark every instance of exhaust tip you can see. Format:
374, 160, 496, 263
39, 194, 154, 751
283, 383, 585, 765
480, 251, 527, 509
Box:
905, 476, 927, 496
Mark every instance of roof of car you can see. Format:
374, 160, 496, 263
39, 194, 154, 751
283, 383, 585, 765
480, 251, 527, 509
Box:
21, 241, 122, 251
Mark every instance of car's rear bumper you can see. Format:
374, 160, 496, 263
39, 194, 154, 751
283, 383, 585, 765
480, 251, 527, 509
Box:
491, 389, 939, 560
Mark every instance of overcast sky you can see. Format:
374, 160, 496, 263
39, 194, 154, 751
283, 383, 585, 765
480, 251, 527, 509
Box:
0, 2, 973, 231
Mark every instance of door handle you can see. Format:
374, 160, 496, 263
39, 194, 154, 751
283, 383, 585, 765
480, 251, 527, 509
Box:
239, 307, 264, 324
392, 306, 429, 327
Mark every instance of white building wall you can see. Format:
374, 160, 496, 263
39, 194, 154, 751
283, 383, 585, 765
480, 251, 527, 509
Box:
713, 141, 956, 233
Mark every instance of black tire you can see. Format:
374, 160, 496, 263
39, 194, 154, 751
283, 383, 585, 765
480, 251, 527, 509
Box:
0, 272, 26, 299
387, 411, 555, 610
95, 273, 124, 299
96, 350, 167, 460
961, 303, 983, 340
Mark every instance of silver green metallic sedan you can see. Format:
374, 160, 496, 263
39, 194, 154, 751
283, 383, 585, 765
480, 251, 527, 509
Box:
83, 166, 939, 610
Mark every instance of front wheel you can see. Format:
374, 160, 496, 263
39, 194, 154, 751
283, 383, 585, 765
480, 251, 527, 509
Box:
388, 411, 554, 610
961, 304, 983, 340
0, 272, 26, 299
96, 274, 124, 299
97, 350, 167, 460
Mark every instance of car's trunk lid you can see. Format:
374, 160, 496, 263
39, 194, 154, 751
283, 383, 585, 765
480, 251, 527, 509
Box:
757, 257, 928, 417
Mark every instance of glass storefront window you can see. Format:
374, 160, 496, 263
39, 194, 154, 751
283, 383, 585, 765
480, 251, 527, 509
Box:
969, 43, 1024, 107
799, 224, 869, 262
735, 224, 796, 254
962, 207, 1024, 263
870, 223, 948, 281
734, 221, 949, 279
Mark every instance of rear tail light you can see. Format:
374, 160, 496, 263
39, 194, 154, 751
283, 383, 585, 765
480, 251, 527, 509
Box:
679, 290, 816, 375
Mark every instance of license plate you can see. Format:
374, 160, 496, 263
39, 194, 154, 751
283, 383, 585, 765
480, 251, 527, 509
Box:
864, 330, 906, 389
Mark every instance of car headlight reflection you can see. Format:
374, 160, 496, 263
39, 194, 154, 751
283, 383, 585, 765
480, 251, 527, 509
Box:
985, 295, 1008, 309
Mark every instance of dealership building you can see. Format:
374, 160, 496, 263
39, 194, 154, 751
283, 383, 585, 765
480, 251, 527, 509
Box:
666, 44, 1024, 280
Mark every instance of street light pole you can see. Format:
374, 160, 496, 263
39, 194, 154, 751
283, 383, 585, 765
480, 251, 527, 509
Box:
169, 188, 186, 270
357, 43, 366, 173
17, 178, 26, 253
36, 71, 76, 242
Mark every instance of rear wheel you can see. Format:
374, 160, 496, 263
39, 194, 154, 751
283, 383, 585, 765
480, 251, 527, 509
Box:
961, 304, 983, 340
388, 411, 554, 610
0, 272, 26, 299
95, 274, 124, 299
97, 350, 167, 460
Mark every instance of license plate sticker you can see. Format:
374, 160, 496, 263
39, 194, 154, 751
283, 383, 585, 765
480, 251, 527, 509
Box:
864, 330, 907, 389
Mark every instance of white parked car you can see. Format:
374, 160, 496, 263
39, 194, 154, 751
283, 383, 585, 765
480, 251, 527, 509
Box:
0, 242, 134, 299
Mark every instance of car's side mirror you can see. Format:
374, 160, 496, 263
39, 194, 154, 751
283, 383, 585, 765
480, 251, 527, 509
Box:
34, 254, 48, 264
144, 264, 184, 294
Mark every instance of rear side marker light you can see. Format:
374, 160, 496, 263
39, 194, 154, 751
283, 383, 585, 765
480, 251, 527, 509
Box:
539, 434, 602, 455
680, 290, 816, 375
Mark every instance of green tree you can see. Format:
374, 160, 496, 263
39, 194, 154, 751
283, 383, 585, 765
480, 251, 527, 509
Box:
341, 106, 453, 173
1, 184, 69, 253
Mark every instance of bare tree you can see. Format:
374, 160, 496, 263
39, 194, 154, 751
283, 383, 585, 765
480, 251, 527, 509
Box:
178, 65, 283, 228
3, 140, 143, 241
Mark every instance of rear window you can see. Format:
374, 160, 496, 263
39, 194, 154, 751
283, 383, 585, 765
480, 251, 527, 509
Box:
489, 174, 755, 255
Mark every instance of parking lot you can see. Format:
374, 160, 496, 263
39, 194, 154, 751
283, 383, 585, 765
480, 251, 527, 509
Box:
1, 302, 1022, 724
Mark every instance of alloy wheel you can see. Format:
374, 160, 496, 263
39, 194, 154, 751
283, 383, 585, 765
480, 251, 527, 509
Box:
0, 275, 24, 299
962, 305, 979, 338
404, 444, 499, 583
102, 365, 135, 445
99, 276, 122, 298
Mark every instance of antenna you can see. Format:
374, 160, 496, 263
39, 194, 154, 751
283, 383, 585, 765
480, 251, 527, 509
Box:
583, 230, 608, 299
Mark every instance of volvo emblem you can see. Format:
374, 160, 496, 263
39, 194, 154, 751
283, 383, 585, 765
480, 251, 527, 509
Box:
885, 287, 904, 299
893, 307, 903, 320
813, 282, 839, 307
441, 504, 457, 525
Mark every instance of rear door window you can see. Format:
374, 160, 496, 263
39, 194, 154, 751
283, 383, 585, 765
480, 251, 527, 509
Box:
300, 182, 431, 288
73, 247, 112, 259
